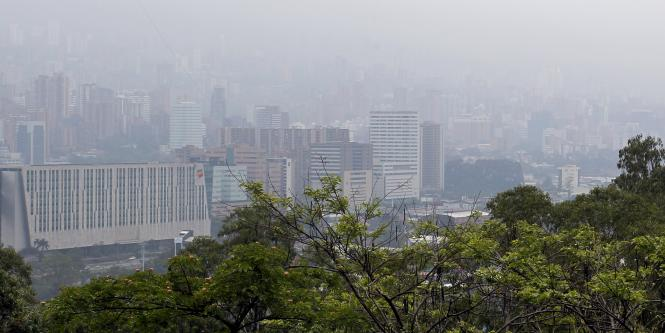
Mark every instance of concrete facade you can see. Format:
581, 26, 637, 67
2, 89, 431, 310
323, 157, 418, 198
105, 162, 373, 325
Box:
0, 163, 210, 251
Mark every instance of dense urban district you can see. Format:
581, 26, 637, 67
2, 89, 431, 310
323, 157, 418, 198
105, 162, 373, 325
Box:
2, 135, 665, 332
4, 4, 665, 332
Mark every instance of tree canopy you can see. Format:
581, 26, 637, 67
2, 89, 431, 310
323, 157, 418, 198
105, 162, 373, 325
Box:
6, 134, 665, 331
614, 134, 665, 196
0, 245, 40, 332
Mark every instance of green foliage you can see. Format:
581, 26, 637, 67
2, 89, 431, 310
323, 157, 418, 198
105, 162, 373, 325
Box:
180, 236, 225, 276
487, 185, 552, 226
486, 185, 552, 247
44, 243, 336, 332
552, 185, 665, 239
615, 134, 665, 196
0, 245, 40, 332
219, 204, 294, 256
31, 252, 86, 300
34, 134, 665, 332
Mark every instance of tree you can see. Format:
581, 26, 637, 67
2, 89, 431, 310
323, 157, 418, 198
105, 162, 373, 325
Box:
0, 245, 40, 332
43, 174, 665, 332
180, 236, 225, 277
551, 185, 665, 240
241, 176, 508, 332
31, 252, 86, 300
614, 134, 665, 195
42, 135, 665, 331
219, 206, 293, 254
44, 243, 345, 332
479, 222, 663, 331
32, 239, 49, 262
486, 185, 552, 243
241, 175, 665, 332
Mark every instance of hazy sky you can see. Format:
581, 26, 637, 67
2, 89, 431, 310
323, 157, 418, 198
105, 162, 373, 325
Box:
4, 0, 665, 95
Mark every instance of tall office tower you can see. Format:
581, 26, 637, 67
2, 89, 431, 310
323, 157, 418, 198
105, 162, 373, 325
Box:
217, 127, 351, 196
0, 163, 210, 251
254, 105, 289, 129
116, 91, 152, 137
149, 87, 171, 144
212, 165, 248, 203
78, 84, 119, 145
559, 165, 579, 194
542, 128, 563, 156
31, 73, 69, 155
15, 121, 46, 165
420, 122, 445, 196
225, 144, 267, 182
170, 101, 204, 150
210, 87, 226, 127
369, 111, 420, 201
117, 90, 151, 123
308, 142, 373, 202
266, 157, 294, 198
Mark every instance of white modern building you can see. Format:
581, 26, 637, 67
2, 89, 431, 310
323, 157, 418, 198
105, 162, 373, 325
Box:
559, 164, 580, 193
266, 157, 294, 198
170, 101, 204, 150
0, 163, 210, 251
369, 111, 420, 201
117, 90, 152, 122
342, 169, 373, 204
211, 165, 248, 203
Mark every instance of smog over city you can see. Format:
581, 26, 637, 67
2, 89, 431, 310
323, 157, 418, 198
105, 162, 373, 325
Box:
2, 1, 665, 331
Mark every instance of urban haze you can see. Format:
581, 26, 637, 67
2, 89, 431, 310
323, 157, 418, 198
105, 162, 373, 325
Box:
2, 1, 665, 331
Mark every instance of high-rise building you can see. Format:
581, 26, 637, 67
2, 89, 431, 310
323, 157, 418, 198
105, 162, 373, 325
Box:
170, 101, 204, 150
369, 111, 420, 201
117, 90, 151, 123
15, 121, 46, 165
0, 163, 210, 251
559, 165, 579, 194
217, 127, 351, 195
254, 105, 289, 129
31, 73, 69, 155
342, 170, 374, 204
78, 83, 119, 144
308, 142, 373, 202
266, 157, 294, 198
210, 87, 226, 127
212, 165, 248, 203
226, 144, 266, 182
420, 121, 444, 196
542, 128, 563, 156
309, 142, 372, 181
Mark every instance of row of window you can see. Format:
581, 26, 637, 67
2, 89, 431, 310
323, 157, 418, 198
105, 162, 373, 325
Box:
25, 166, 208, 233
